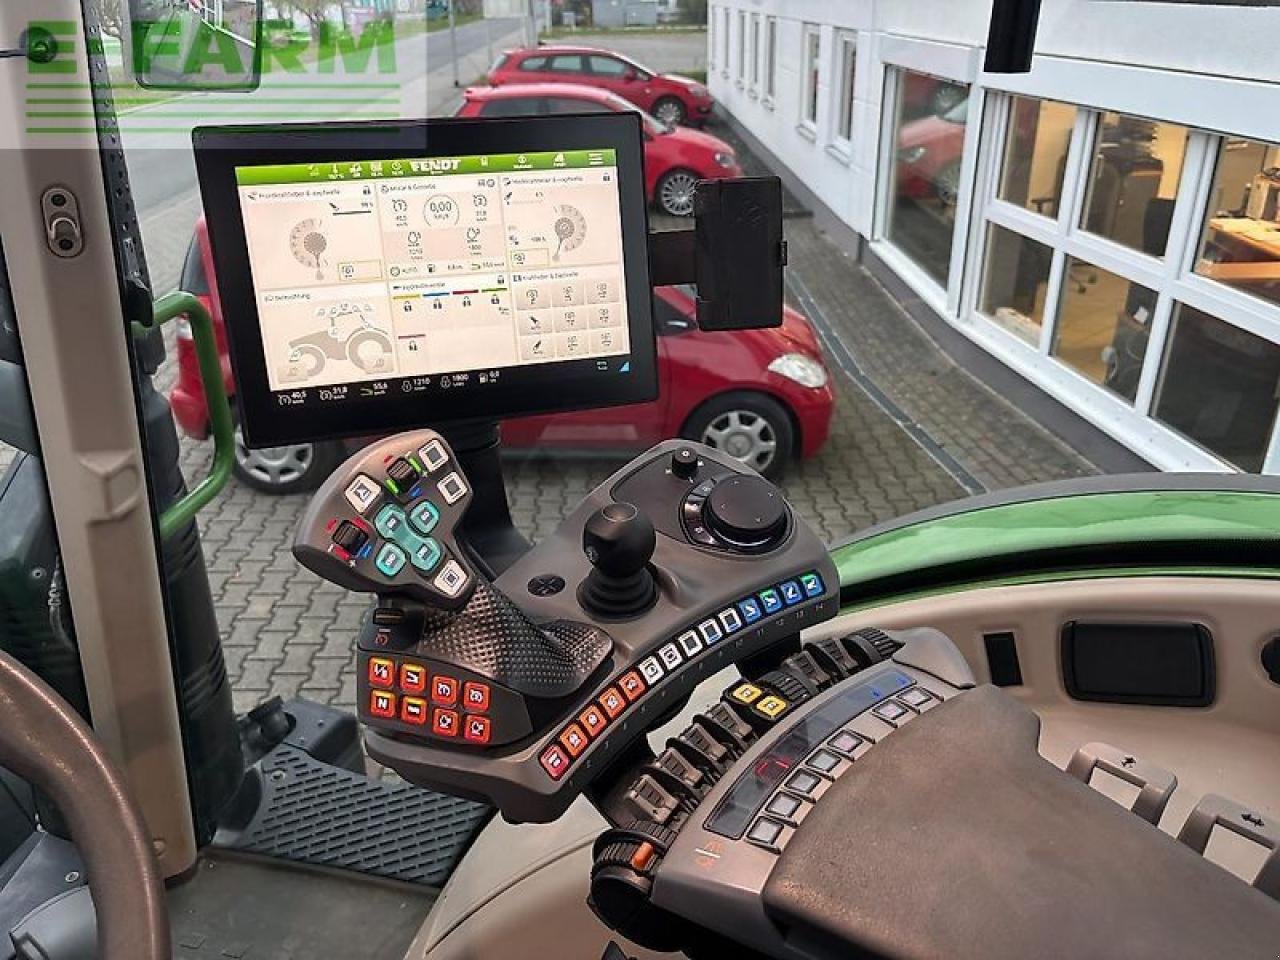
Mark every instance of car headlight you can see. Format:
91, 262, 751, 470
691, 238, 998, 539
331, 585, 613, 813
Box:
768, 353, 828, 389
714, 151, 737, 168
897, 145, 927, 164
690, 84, 708, 98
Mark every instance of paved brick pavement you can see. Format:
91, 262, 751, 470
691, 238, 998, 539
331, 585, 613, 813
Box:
2, 53, 1102, 718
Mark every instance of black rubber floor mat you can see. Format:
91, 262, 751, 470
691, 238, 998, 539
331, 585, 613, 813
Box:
215, 745, 490, 885
169, 850, 435, 959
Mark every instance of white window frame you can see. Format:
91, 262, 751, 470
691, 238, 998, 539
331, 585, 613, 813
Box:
719, 7, 729, 78
748, 13, 760, 97
962, 89, 1280, 473
871, 38, 982, 317
736, 10, 746, 87
829, 31, 858, 158
707, 3, 715, 72
763, 16, 777, 106
799, 23, 822, 137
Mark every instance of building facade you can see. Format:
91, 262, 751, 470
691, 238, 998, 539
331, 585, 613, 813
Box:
708, 0, 1280, 474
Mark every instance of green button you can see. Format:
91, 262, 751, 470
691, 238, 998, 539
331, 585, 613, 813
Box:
411, 538, 442, 573
374, 543, 406, 577
409, 500, 439, 536
375, 504, 408, 540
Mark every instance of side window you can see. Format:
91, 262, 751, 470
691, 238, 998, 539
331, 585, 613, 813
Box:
479, 98, 543, 117
589, 55, 628, 77
546, 98, 612, 115
548, 55, 585, 74
517, 56, 547, 72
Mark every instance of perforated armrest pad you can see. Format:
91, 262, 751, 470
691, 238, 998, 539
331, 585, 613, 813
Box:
762, 685, 1280, 960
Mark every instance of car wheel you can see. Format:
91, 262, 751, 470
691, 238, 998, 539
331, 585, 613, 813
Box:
934, 161, 963, 208
656, 169, 700, 217
929, 82, 965, 116
231, 420, 346, 495
652, 96, 687, 127
682, 391, 795, 480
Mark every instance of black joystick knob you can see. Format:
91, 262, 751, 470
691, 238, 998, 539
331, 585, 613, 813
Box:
705, 475, 789, 551
581, 503, 657, 619
670, 447, 699, 480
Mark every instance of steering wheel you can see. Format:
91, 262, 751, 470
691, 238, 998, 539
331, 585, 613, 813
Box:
0, 651, 170, 959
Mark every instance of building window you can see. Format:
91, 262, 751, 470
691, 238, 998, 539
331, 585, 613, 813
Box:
801, 25, 821, 128
720, 8, 729, 73
885, 69, 971, 285
979, 223, 1052, 345
1051, 259, 1155, 403
749, 14, 760, 91
1081, 113, 1189, 258
998, 96, 1076, 218
737, 11, 746, 83
764, 17, 777, 101
834, 33, 856, 145
1195, 136, 1280, 309
707, 5, 715, 69
1153, 304, 1280, 471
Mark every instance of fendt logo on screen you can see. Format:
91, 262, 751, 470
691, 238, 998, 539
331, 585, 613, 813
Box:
422, 158, 462, 173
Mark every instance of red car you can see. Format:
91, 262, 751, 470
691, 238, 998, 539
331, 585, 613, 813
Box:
487, 45, 714, 128
456, 83, 741, 217
896, 96, 969, 208
171, 219, 834, 494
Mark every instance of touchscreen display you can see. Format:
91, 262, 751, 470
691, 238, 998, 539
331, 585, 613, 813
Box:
234, 149, 631, 397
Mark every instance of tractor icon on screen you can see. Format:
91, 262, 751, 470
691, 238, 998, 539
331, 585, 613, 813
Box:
277, 302, 394, 383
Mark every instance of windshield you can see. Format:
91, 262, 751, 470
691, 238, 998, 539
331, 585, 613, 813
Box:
25, 0, 1274, 767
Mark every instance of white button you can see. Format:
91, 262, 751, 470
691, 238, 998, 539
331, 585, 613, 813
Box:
719, 608, 743, 633
677, 630, 702, 657
658, 643, 683, 670
344, 474, 381, 514
418, 439, 448, 472
433, 559, 468, 597
698, 619, 723, 645
437, 472, 467, 505
638, 656, 665, 685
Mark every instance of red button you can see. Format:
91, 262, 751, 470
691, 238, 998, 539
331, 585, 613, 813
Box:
400, 663, 427, 694
540, 744, 570, 780
431, 708, 459, 737
463, 681, 490, 712
618, 671, 646, 702
559, 724, 589, 757
369, 690, 396, 718
368, 657, 395, 689
431, 675, 458, 706
599, 686, 626, 719
400, 696, 428, 726
463, 715, 491, 744
578, 704, 608, 738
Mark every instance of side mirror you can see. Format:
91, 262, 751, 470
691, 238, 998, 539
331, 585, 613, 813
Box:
124, 0, 263, 91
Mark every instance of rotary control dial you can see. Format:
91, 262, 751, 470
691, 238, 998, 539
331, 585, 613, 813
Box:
704, 476, 789, 550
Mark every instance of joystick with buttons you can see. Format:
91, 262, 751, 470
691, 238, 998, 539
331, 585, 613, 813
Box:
296, 434, 838, 823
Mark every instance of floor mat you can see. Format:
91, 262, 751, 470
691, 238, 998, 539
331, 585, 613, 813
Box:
168, 850, 435, 959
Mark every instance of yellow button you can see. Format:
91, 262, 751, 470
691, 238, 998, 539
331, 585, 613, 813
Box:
754, 695, 789, 720
729, 683, 763, 706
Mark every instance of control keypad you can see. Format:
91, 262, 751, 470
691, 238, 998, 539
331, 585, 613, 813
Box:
293, 428, 476, 610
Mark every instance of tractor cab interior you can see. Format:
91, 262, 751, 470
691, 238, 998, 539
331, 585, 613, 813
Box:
1, 2, 1279, 959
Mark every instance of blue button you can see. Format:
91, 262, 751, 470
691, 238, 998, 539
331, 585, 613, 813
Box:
779, 581, 803, 606
699, 618, 723, 645
409, 500, 439, 536
738, 597, 763, 623
375, 504, 408, 540
800, 572, 824, 597
374, 542, 406, 577
759, 589, 782, 614
410, 538, 441, 573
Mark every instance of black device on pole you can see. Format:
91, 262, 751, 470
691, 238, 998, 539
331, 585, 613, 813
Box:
985, 0, 1043, 74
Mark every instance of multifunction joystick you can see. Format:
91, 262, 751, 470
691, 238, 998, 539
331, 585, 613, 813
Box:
580, 502, 658, 619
